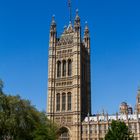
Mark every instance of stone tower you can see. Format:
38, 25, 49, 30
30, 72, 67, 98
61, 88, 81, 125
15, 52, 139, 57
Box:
47, 11, 91, 140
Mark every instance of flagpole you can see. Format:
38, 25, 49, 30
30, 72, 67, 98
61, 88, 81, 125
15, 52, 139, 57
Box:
68, 0, 72, 22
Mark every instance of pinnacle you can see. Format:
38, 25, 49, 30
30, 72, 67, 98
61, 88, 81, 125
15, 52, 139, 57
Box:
76, 9, 79, 15
51, 15, 56, 26
75, 9, 80, 22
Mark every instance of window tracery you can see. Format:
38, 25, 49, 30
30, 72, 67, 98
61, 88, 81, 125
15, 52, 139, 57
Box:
62, 93, 66, 111
67, 92, 72, 111
62, 60, 66, 77
57, 61, 61, 77
56, 93, 60, 111
68, 59, 72, 76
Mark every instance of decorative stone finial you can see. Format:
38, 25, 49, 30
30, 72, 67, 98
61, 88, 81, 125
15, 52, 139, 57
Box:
67, 21, 73, 32
76, 9, 79, 15
84, 21, 89, 37
64, 25, 67, 30
63, 25, 67, 33
69, 21, 72, 25
75, 9, 80, 23
84, 21, 89, 30
52, 14, 55, 18
51, 15, 56, 26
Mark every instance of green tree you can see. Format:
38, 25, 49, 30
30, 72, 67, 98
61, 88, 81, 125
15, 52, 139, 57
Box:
0, 80, 58, 140
0, 79, 3, 92
105, 120, 134, 140
32, 111, 58, 140
33, 119, 58, 140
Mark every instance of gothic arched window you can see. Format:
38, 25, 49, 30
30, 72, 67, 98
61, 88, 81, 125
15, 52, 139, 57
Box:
68, 59, 72, 76
57, 61, 61, 77
67, 92, 72, 111
62, 60, 66, 77
56, 93, 60, 111
62, 93, 66, 111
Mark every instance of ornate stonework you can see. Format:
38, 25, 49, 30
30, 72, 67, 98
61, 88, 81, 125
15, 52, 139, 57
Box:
47, 11, 91, 140
47, 12, 140, 140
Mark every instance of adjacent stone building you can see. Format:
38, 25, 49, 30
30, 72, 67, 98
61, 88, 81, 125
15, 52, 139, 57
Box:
47, 11, 140, 140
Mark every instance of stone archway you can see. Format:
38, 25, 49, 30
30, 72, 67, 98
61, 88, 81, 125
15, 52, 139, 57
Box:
58, 127, 70, 140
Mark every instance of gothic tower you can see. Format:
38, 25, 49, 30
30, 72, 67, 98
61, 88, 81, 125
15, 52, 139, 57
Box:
47, 11, 91, 140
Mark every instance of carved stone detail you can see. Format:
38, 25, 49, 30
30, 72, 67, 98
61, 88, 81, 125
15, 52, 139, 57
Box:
57, 35, 73, 45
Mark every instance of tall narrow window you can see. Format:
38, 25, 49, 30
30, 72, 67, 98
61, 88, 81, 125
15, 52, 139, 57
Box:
68, 59, 72, 76
62, 93, 66, 111
56, 93, 60, 111
67, 92, 72, 111
62, 60, 66, 77
57, 61, 61, 77
138, 97, 140, 103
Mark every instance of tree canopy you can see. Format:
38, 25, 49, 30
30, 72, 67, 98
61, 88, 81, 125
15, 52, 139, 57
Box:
0, 81, 58, 140
105, 120, 134, 140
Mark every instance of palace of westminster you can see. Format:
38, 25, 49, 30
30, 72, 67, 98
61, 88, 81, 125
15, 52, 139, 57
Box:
47, 10, 140, 140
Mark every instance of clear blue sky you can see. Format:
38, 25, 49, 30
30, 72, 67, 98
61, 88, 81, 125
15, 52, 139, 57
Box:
0, 0, 140, 114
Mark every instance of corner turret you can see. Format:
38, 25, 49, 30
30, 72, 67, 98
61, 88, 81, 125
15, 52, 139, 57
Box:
84, 22, 90, 53
74, 9, 80, 32
49, 15, 57, 47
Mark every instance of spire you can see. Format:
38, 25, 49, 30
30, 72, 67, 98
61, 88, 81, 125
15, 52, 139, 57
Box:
63, 25, 67, 33
74, 9, 80, 31
84, 21, 90, 52
75, 9, 80, 23
68, 21, 73, 29
84, 21, 89, 37
50, 15, 56, 31
66, 21, 73, 33
49, 15, 57, 47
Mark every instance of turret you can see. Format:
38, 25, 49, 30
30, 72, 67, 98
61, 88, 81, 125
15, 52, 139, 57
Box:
84, 22, 90, 53
74, 9, 80, 32
120, 102, 128, 114
49, 15, 57, 47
